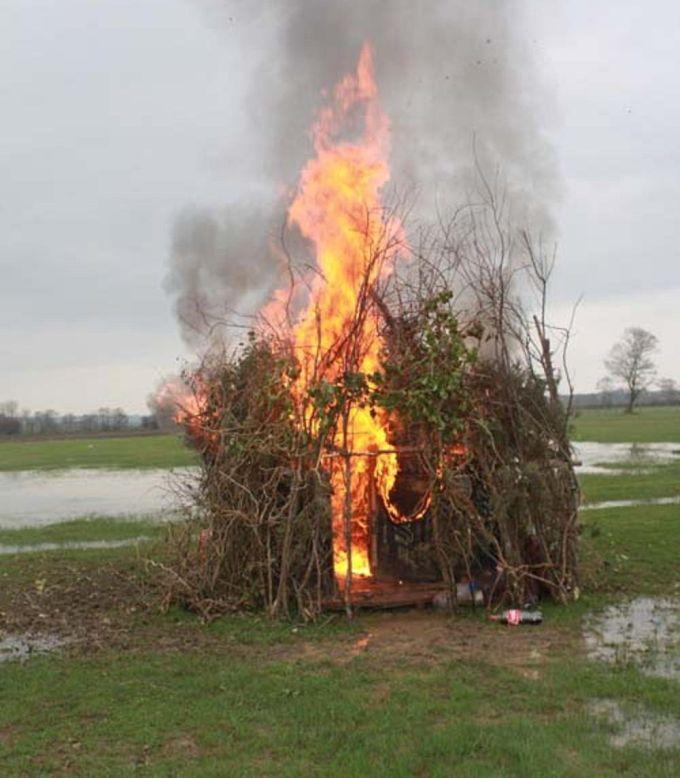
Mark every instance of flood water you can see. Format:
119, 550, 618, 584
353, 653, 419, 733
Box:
0, 536, 153, 555
588, 699, 680, 750
581, 496, 680, 511
0, 632, 67, 664
583, 597, 680, 680
0, 468, 197, 529
1, 441, 677, 530
573, 442, 680, 475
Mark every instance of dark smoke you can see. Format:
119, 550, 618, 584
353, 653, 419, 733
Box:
165, 204, 280, 347
167, 0, 559, 345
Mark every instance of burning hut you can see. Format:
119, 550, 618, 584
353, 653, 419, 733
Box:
162, 45, 579, 620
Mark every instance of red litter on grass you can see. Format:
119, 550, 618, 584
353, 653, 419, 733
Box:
490, 610, 543, 626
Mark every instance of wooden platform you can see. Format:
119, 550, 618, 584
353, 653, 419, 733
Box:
322, 579, 446, 611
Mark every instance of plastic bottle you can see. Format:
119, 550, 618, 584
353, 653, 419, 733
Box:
490, 609, 543, 625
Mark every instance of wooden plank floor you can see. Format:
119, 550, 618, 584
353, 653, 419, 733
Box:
322, 580, 446, 611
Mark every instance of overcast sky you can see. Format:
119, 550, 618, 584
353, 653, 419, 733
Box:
2, 1, 679, 413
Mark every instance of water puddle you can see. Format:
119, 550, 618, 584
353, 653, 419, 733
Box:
581, 496, 680, 511
583, 597, 679, 680
573, 442, 680, 476
588, 699, 680, 750
0, 468, 197, 528
0, 536, 153, 555
0, 632, 67, 664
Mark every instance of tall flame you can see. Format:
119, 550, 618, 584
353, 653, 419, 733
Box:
175, 44, 432, 582
284, 44, 405, 580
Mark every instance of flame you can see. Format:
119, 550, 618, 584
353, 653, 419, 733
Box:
172, 44, 457, 585
154, 376, 210, 443
282, 44, 410, 581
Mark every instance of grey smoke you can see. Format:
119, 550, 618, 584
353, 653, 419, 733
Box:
165, 204, 280, 347
167, 0, 559, 345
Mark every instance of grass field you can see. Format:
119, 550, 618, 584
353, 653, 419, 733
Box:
0, 409, 678, 774
1, 623, 676, 776
571, 405, 680, 443
574, 406, 680, 505
0, 434, 196, 471
0, 506, 677, 776
580, 461, 680, 504
0, 515, 163, 547
0, 405, 676, 472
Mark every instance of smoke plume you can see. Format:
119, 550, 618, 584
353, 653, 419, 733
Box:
167, 0, 559, 346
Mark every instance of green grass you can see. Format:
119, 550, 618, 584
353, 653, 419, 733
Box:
580, 503, 680, 595
1, 645, 677, 776
0, 434, 197, 471
571, 405, 680, 443
0, 544, 156, 594
0, 515, 164, 547
579, 461, 680, 504
0, 407, 676, 472
0, 498, 677, 775
0, 407, 679, 774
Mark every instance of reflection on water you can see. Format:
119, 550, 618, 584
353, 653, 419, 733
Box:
583, 597, 679, 680
1, 443, 676, 530
574, 442, 680, 475
588, 699, 680, 750
0, 536, 153, 555
0, 468, 198, 529
582, 496, 680, 511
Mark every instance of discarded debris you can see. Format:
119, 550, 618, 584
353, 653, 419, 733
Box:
432, 582, 484, 609
490, 609, 543, 626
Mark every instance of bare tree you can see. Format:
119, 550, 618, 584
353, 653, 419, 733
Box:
111, 408, 129, 431
0, 400, 19, 418
605, 328, 658, 413
657, 377, 679, 405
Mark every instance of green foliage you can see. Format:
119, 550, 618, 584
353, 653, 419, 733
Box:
304, 294, 479, 450
190, 338, 300, 456
309, 371, 371, 443
371, 292, 478, 442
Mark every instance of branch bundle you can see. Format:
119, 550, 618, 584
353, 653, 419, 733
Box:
160, 191, 580, 619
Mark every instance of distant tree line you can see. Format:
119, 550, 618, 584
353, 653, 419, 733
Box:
570, 384, 680, 410
0, 401, 159, 437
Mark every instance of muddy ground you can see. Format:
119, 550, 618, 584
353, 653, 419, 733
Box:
0, 558, 576, 676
